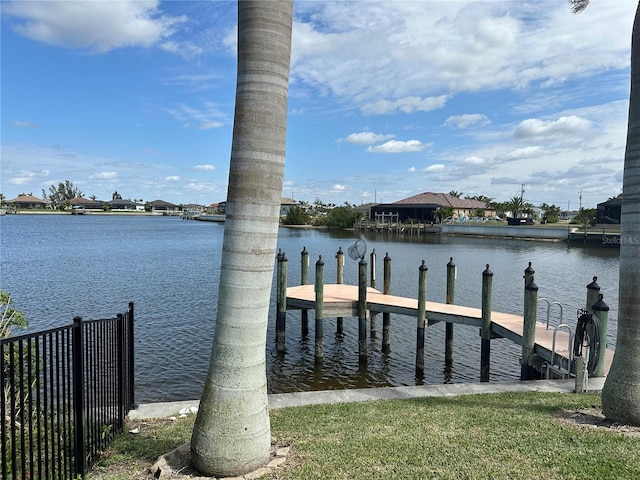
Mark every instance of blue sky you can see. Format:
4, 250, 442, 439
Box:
1, 0, 636, 208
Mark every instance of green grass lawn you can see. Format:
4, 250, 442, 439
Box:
91, 391, 640, 480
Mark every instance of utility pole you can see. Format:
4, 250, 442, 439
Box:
579, 190, 582, 210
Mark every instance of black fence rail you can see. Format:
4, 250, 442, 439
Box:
1, 302, 135, 479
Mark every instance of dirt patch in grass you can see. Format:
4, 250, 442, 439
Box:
556, 408, 640, 438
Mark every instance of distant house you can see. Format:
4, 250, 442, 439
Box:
206, 202, 226, 214
597, 197, 622, 224
147, 199, 179, 214
6, 194, 48, 209
354, 202, 377, 220
68, 197, 104, 211
280, 197, 297, 216
108, 199, 144, 211
370, 192, 493, 223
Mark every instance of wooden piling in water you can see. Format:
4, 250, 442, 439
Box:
315, 256, 324, 362
445, 257, 455, 367
416, 260, 428, 375
336, 247, 344, 335
276, 250, 288, 353
358, 257, 368, 362
521, 270, 538, 380
301, 247, 309, 336
370, 249, 377, 338
480, 264, 493, 382
592, 293, 609, 377
586, 276, 600, 315
382, 253, 392, 353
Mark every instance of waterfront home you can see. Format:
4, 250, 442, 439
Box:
147, 199, 180, 214
108, 199, 145, 212
68, 197, 104, 212
6, 194, 48, 209
370, 192, 495, 223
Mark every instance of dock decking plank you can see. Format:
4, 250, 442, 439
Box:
285, 284, 614, 375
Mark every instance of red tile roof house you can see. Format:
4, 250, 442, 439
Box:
6, 194, 49, 209
370, 192, 494, 223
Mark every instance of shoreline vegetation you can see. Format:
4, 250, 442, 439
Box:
89, 391, 640, 479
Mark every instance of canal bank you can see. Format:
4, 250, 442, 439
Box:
440, 224, 569, 241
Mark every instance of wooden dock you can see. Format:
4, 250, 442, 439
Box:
285, 283, 614, 377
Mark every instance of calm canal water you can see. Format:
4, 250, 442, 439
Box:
0, 214, 620, 402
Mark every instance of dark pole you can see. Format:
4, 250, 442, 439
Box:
586, 276, 600, 315
480, 265, 493, 382
382, 253, 392, 353
369, 249, 377, 338
315, 256, 324, 362
301, 247, 309, 336
276, 250, 288, 353
72, 316, 86, 477
127, 301, 135, 410
521, 275, 538, 380
416, 260, 428, 376
592, 294, 610, 377
445, 257, 455, 368
336, 247, 344, 335
358, 256, 368, 362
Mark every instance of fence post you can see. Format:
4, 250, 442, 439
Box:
336, 247, 344, 335
382, 253, 391, 353
72, 316, 86, 477
127, 302, 136, 410
117, 312, 126, 429
358, 256, 368, 362
521, 275, 538, 380
301, 247, 309, 336
315, 256, 324, 362
592, 294, 609, 377
445, 257, 455, 367
276, 251, 288, 353
416, 260, 428, 376
369, 249, 377, 338
480, 264, 493, 382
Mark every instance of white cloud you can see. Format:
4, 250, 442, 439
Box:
514, 115, 592, 139
425, 164, 446, 172
361, 95, 450, 115
463, 156, 485, 165
89, 171, 118, 180
343, 132, 395, 145
332, 184, 347, 191
166, 176, 180, 181
13, 120, 39, 128
407, 166, 416, 173
366, 140, 426, 153
8, 169, 50, 185
5, 0, 186, 53
159, 41, 203, 60
164, 103, 226, 130
193, 164, 217, 171
444, 114, 490, 129
506, 146, 543, 159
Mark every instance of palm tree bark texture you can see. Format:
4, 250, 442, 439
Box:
602, 0, 640, 426
191, 1, 293, 477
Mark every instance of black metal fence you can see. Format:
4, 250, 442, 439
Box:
1, 302, 135, 479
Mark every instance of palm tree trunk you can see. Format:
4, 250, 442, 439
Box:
191, 1, 293, 476
602, 0, 640, 426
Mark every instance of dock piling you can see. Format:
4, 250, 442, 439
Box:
301, 247, 309, 336
521, 269, 538, 380
480, 264, 493, 382
336, 247, 344, 335
370, 249, 377, 338
592, 293, 609, 377
358, 257, 368, 362
276, 250, 288, 353
382, 253, 391, 353
445, 257, 455, 368
416, 260, 428, 376
315, 256, 324, 362
586, 276, 600, 315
